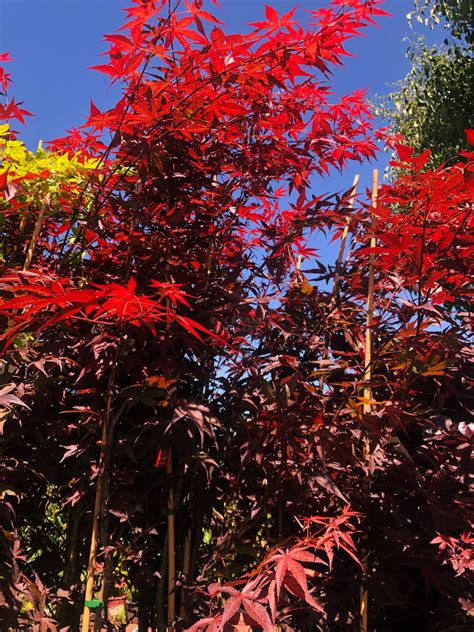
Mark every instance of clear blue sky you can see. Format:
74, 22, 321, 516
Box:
0, 0, 441, 194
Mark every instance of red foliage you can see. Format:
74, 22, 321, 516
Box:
0, 1, 472, 630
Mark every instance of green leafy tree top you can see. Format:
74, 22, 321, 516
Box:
380, 0, 473, 167
409, 0, 472, 40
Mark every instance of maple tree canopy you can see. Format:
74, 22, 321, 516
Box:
0, 1, 472, 630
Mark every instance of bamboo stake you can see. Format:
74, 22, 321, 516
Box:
81, 417, 109, 632
363, 170, 378, 412
330, 174, 359, 300
360, 169, 378, 632
167, 450, 176, 627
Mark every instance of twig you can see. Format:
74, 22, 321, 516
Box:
179, 528, 192, 619
23, 202, 47, 271
330, 174, 359, 300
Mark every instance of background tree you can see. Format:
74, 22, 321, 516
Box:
380, 0, 473, 166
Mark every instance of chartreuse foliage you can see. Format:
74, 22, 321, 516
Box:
0, 123, 100, 178
0, 2, 472, 631
0, 122, 101, 270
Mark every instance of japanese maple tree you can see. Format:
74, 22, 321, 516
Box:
0, 1, 472, 631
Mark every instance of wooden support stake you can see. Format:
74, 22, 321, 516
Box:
81, 417, 109, 632
167, 450, 176, 627
360, 169, 378, 632
363, 170, 378, 412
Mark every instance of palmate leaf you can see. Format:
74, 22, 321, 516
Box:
270, 549, 324, 612
0, 273, 219, 344
0, 383, 29, 410
241, 595, 274, 631
193, 509, 360, 630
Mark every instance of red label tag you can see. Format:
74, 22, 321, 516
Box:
155, 447, 170, 469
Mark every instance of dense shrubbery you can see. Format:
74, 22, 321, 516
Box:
0, 1, 472, 630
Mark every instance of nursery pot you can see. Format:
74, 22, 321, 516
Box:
107, 596, 127, 624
